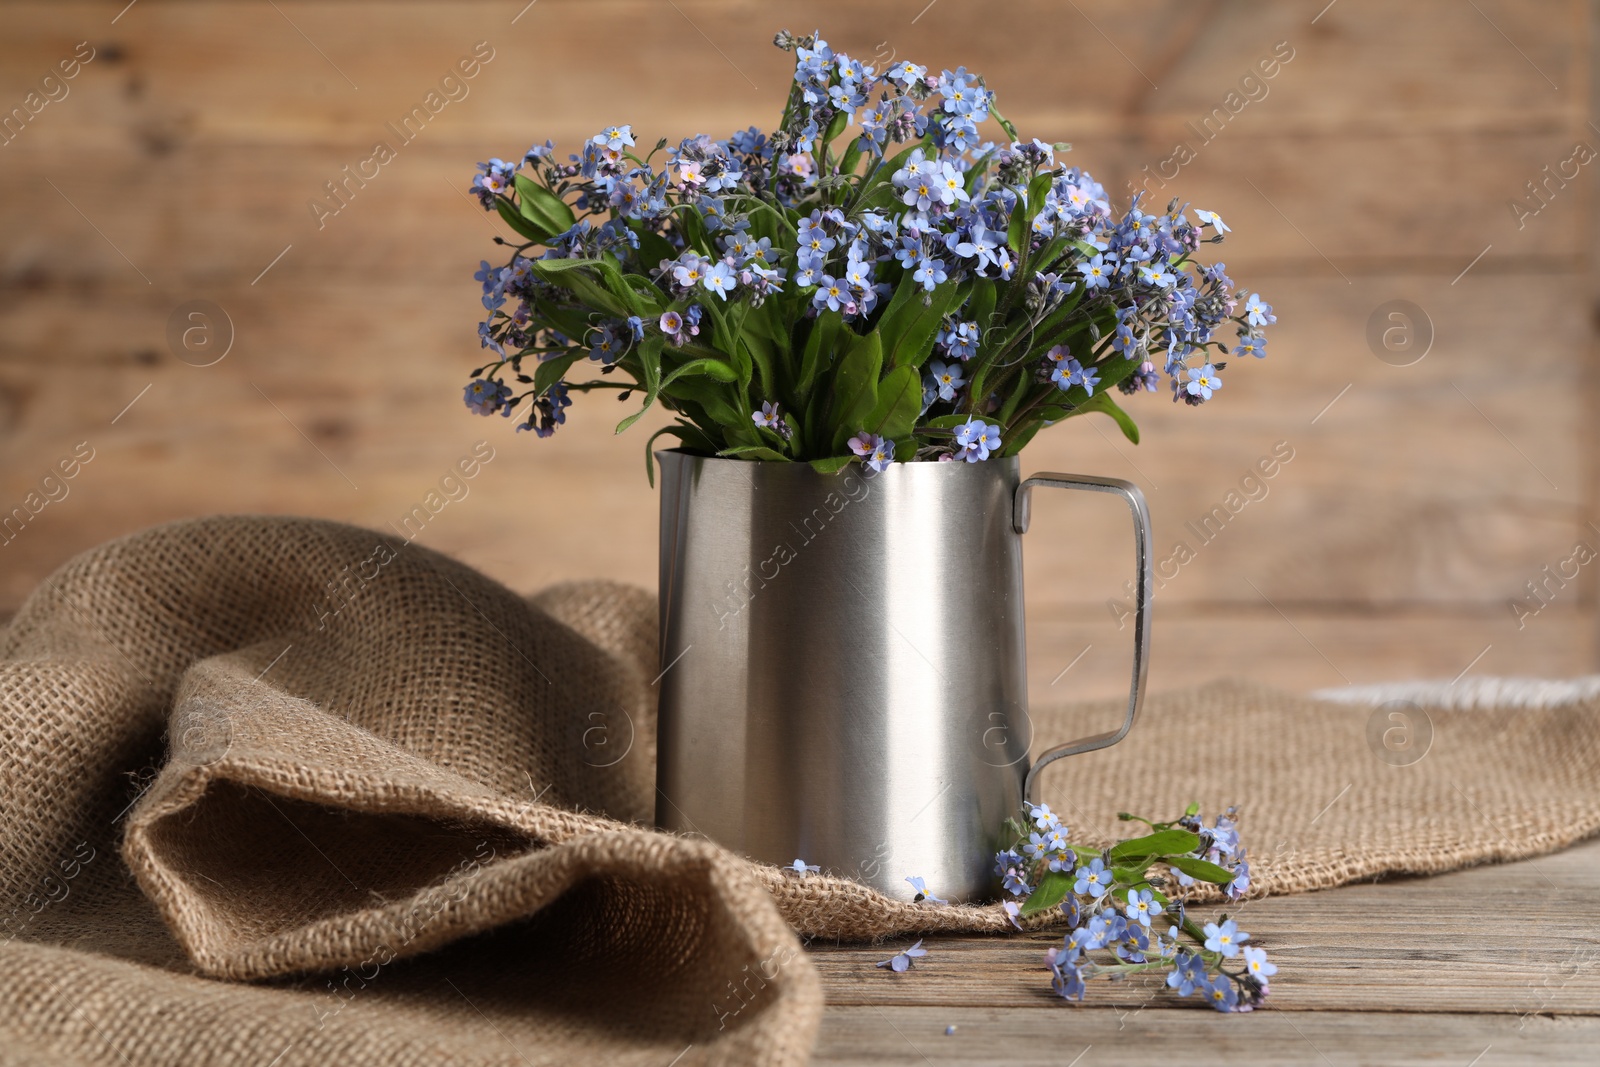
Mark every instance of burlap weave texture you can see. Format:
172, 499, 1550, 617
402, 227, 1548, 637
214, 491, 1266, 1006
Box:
2, 515, 1597, 1065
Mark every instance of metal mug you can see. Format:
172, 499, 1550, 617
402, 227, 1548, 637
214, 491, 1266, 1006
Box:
655, 450, 1152, 903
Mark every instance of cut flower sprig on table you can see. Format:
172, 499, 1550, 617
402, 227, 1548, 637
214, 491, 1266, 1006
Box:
462, 30, 1273, 475
993, 803, 1274, 1013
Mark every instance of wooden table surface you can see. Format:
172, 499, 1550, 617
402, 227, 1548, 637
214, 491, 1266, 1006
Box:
805, 837, 1600, 1065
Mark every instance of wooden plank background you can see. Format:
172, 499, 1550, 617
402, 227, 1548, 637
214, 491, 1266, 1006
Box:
0, 0, 1596, 700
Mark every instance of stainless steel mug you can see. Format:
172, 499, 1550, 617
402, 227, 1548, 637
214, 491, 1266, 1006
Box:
655, 450, 1152, 903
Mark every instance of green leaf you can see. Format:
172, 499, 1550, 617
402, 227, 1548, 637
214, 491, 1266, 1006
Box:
633, 225, 678, 271
878, 278, 969, 370
999, 415, 1048, 457
717, 445, 789, 461
1110, 861, 1154, 886
532, 350, 585, 395
621, 274, 666, 316
1108, 829, 1201, 863
614, 334, 666, 434
1019, 870, 1073, 918
663, 375, 745, 431
995, 369, 1033, 427
531, 258, 628, 317
823, 109, 849, 146
968, 279, 998, 339
1026, 170, 1056, 221
808, 455, 857, 474
494, 197, 549, 243
1007, 196, 1029, 256
796, 313, 843, 407
739, 326, 777, 396
643, 423, 712, 487
661, 357, 739, 386
963, 148, 997, 196
1185, 802, 1201, 817
513, 174, 576, 236
1165, 854, 1236, 885
860, 364, 922, 445
839, 136, 865, 182
826, 329, 883, 450
1074, 390, 1141, 444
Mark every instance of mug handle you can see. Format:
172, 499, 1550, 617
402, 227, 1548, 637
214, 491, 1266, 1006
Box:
1012, 473, 1153, 805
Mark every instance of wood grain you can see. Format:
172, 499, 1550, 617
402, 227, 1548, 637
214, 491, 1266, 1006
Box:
810, 839, 1600, 1062
0, 0, 1596, 685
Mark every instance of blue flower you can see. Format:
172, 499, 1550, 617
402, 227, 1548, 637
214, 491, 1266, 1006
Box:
702, 261, 738, 300
1243, 292, 1275, 327
752, 401, 792, 440
932, 161, 971, 207
1242, 946, 1277, 981
1195, 208, 1230, 233
1111, 321, 1139, 357
876, 939, 928, 972
476, 320, 505, 356
659, 310, 686, 344
785, 858, 820, 877
1185, 363, 1222, 400
843, 256, 875, 294
1046, 943, 1086, 1001
1204, 973, 1240, 1012
1137, 263, 1176, 288
926, 359, 966, 402
1114, 922, 1151, 963
847, 431, 895, 473
893, 233, 925, 269
592, 124, 635, 151
1028, 803, 1063, 833
671, 254, 707, 290
1165, 952, 1206, 996
463, 378, 511, 416
793, 264, 821, 288
1123, 888, 1164, 928
1000, 863, 1031, 897
625, 315, 645, 343
938, 67, 987, 115
588, 324, 623, 364
954, 418, 1001, 462
1202, 918, 1248, 958
905, 876, 948, 905
912, 256, 948, 291
798, 218, 837, 258
1083, 906, 1126, 949
1226, 856, 1251, 901
1073, 857, 1110, 898
1077, 256, 1113, 289
814, 275, 852, 313
470, 158, 517, 207
939, 320, 980, 361
524, 382, 571, 438
1049, 357, 1099, 396
727, 125, 767, 156
886, 59, 929, 86
1234, 335, 1267, 359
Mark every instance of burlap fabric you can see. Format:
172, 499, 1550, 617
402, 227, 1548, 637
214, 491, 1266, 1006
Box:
3, 516, 1598, 1065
